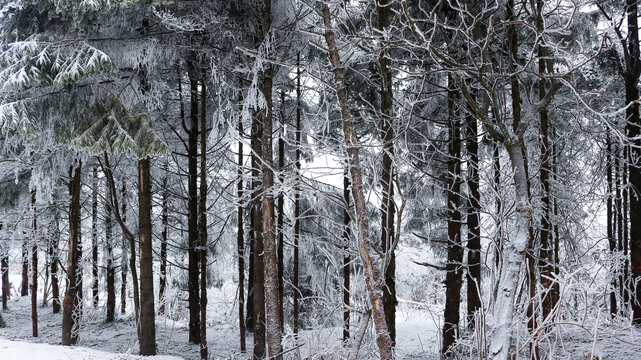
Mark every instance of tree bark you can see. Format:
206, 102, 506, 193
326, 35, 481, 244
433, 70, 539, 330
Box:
466, 105, 482, 323
62, 162, 82, 346
51, 202, 61, 314
158, 160, 168, 316
1, 226, 8, 310
442, 77, 463, 356
277, 90, 285, 334
377, 0, 396, 346
92, 167, 99, 308
237, 120, 246, 352
105, 177, 115, 323
120, 181, 128, 316
293, 52, 302, 337
199, 72, 209, 360
138, 157, 156, 355
187, 58, 201, 344
31, 189, 38, 337
321, 4, 393, 359
343, 169, 351, 343
21, 240, 28, 296
607, 135, 618, 317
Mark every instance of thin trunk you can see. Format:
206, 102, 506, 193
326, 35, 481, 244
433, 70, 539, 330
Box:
607, 135, 618, 317
31, 190, 38, 337
293, 53, 301, 337
626, 0, 641, 324
138, 157, 156, 355
158, 161, 168, 316
51, 207, 61, 314
1, 224, 8, 310
120, 181, 128, 315
493, 144, 502, 268
551, 134, 560, 310
62, 162, 82, 346
251, 80, 266, 360
238, 120, 246, 352
623, 145, 630, 308
22, 240, 28, 296
106, 177, 115, 323
617, 148, 624, 311
277, 90, 285, 334
343, 169, 351, 343
92, 167, 99, 308
377, 0, 396, 346
187, 59, 201, 344
466, 108, 482, 323
321, 4, 393, 358
442, 77, 463, 356
199, 72, 209, 360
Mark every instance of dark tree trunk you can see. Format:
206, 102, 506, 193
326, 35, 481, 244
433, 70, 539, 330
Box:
623, 145, 630, 309
466, 108, 482, 323
342, 169, 351, 343
442, 77, 463, 356
105, 177, 115, 323
1, 228, 8, 310
277, 90, 285, 334
158, 161, 168, 316
50, 206, 61, 314
607, 135, 618, 317
246, 207, 255, 332
237, 120, 246, 352
21, 240, 29, 296
31, 190, 38, 337
617, 148, 624, 311
377, 0, 396, 346
251, 80, 266, 360
625, 0, 641, 324
293, 53, 301, 337
187, 59, 201, 344
199, 72, 208, 360
321, 4, 393, 358
138, 157, 156, 355
120, 181, 128, 315
92, 167, 99, 308
62, 162, 82, 346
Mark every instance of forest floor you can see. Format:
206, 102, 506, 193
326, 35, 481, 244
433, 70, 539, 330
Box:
2, 294, 641, 359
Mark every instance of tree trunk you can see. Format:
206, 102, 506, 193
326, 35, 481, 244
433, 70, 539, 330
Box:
62, 162, 82, 346
31, 190, 38, 337
105, 177, 115, 323
187, 59, 201, 344
277, 90, 285, 334
1, 228, 8, 310
50, 205, 61, 314
199, 72, 209, 360
251, 79, 266, 360
92, 167, 99, 308
442, 77, 463, 356
120, 181, 128, 315
293, 52, 302, 337
343, 169, 351, 343
237, 120, 246, 352
158, 161, 168, 316
321, 4, 393, 359
607, 135, 618, 317
21, 240, 29, 296
377, 0, 396, 346
625, 0, 641, 324
138, 157, 156, 355
466, 106, 482, 322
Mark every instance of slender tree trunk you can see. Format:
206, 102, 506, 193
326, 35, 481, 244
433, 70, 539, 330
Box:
120, 181, 128, 315
551, 133, 560, 310
199, 72, 209, 360
1, 225, 8, 310
158, 161, 168, 316
607, 135, 618, 317
343, 169, 351, 343
623, 145, 630, 309
187, 59, 201, 344
31, 190, 38, 337
617, 148, 624, 312
106, 177, 115, 323
466, 107, 482, 323
138, 157, 156, 355
493, 144, 502, 268
321, 4, 393, 358
92, 167, 99, 308
277, 90, 285, 334
442, 77, 463, 356
293, 53, 301, 337
246, 206, 255, 333
623, 0, 641, 324
62, 162, 82, 346
22, 240, 29, 296
251, 79, 266, 360
238, 120, 247, 352
50, 204, 61, 314
377, 0, 396, 346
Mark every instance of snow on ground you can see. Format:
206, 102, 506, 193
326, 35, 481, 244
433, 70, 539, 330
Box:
0, 338, 182, 360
